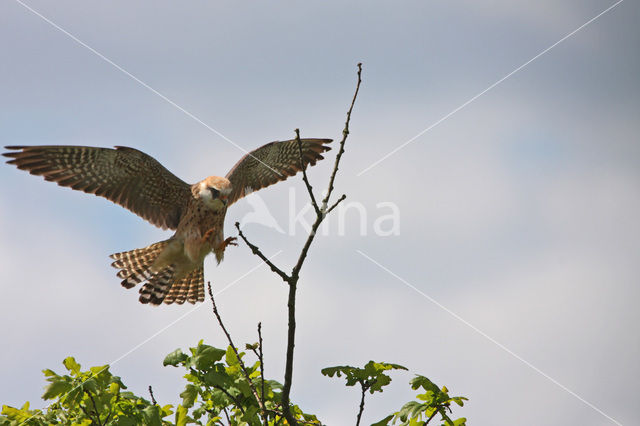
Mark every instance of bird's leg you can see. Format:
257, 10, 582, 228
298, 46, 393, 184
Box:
201, 228, 217, 244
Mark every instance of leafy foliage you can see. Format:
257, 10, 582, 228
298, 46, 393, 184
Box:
0, 341, 319, 426
373, 375, 468, 426
322, 361, 466, 426
1, 346, 466, 426
321, 361, 408, 394
0, 356, 171, 426
163, 340, 319, 425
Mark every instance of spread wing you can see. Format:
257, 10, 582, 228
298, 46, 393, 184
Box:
225, 138, 332, 206
3, 145, 192, 230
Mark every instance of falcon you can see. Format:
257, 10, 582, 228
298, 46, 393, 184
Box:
3, 139, 331, 305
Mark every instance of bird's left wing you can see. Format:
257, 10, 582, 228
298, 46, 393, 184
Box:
3, 145, 193, 230
224, 138, 332, 206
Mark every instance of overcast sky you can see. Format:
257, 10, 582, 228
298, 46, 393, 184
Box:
1, 1, 638, 425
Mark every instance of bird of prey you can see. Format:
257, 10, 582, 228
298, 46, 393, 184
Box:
3, 139, 331, 305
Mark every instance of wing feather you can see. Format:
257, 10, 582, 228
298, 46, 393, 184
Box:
3, 145, 192, 230
225, 138, 332, 206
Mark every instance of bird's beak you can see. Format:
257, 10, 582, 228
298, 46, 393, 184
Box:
220, 195, 228, 206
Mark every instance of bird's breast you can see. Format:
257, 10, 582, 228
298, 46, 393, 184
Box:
177, 201, 226, 263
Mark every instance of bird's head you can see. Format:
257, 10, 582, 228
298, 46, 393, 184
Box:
198, 176, 232, 209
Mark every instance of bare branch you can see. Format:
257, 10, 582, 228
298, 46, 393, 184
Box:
207, 282, 267, 420
148, 385, 157, 405
222, 406, 231, 424
235, 222, 290, 282
295, 128, 321, 217
326, 194, 346, 215
356, 383, 367, 426
280, 270, 298, 425
258, 322, 267, 426
236, 63, 363, 426
291, 63, 362, 278
321, 62, 362, 213
84, 390, 103, 426
282, 63, 363, 426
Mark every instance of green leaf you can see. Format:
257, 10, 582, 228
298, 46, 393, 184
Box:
110, 375, 127, 389
224, 345, 241, 367
142, 405, 163, 426
42, 369, 59, 379
320, 365, 354, 378
370, 374, 392, 393
411, 375, 440, 394
202, 370, 229, 387
89, 365, 110, 377
1, 404, 36, 422
62, 357, 81, 375
82, 377, 98, 393
193, 345, 226, 370
266, 379, 283, 391
451, 396, 468, 407
161, 404, 174, 417
371, 414, 394, 426
175, 405, 188, 426
42, 380, 72, 400
163, 349, 188, 367
323, 361, 407, 395
180, 384, 198, 408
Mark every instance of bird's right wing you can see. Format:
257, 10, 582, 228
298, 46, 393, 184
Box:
3, 145, 193, 230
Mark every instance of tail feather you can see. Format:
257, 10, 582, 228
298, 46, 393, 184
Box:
110, 241, 168, 289
164, 267, 205, 305
187, 268, 205, 304
139, 266, 175, 305
109, 240, 205, 306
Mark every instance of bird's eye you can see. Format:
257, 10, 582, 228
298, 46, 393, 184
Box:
209, 187, 220, 198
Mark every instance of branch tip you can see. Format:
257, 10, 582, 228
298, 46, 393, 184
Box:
207, 281, 267, 418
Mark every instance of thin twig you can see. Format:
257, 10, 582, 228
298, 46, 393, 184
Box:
258, 322, 267, 426
291, 63, 362, 278
320, 62, 362, 213
148, 385, 157, 405
211, 384, 245, 415
85, 390, 103, 426
326, 194, 346, 215
235, 222, 290, 282
79, 402, 94, 425
424, 408, 440, 425
103, 392, 118, 424
222, 407, 231, 424
207, 282, 267, 420
295, 128, 321, 216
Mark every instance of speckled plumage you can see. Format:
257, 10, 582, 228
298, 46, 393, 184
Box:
4, 138, 331, 305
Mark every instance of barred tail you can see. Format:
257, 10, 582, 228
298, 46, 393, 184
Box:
109, 240, 204, 305
163, 267, 205, 305
110, 240, 169, 289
